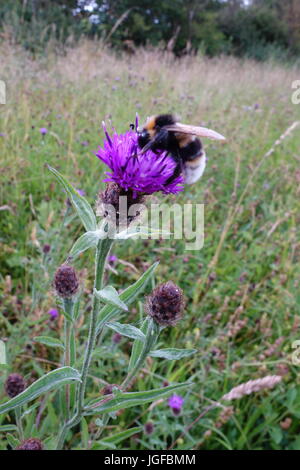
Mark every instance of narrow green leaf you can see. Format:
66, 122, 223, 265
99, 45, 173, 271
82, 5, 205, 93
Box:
48, 165, 97, 231
33, 336, 65, 350
106, 322, 145, 342
0, 340, 6, 365
149, 348, 197, 360
101, 426, 142, 445
96, 262, 159, 333
0, 424, 18, 432
128, 317, 152, 372
0, 367, 81, 415
43, 436, 57, 451
84, 382, 191, 414
94, 286, 128, 312
81, 417, 89, 449
56, 298, 73, 322
73, 297, 81, 321
21, 402, 40, 418
70, 327, 77, 412
91, 441, 116, 450
6, 433, 20, 449
69, 230, 102, 260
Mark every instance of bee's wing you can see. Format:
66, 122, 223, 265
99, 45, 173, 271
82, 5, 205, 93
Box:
164, 123, 226, 141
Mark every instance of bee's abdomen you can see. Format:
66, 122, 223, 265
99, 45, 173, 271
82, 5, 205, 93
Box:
179, 138, 203, 162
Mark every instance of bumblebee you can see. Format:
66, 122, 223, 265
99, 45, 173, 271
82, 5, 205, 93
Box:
137, 114, 225, 184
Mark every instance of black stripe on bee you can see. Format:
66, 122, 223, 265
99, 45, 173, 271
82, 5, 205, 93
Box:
179, 138, 203, 162
154, 114, 176, 128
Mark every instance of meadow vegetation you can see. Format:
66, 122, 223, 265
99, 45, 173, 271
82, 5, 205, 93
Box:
0, 40, 300, 449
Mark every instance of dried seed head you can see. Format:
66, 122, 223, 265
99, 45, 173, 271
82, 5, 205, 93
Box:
5, 373, 26, 398
16, 438, 43, 450
145, 281, 184, 326
222, 375, 282, 401
96, 182, 147, 226
54, 264, 79, 298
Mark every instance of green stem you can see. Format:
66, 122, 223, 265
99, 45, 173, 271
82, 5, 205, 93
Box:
63, 298, 74, 421
121, 318, 159, 390
92, 319, 160, 439
56, 232, 114, 450
65, 323, 71, 419
15, 407, 24, 441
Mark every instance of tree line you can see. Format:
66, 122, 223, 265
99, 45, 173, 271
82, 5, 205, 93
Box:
0, 0, 299, 60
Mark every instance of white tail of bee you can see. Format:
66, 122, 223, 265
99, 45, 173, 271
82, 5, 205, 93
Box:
183, 152, 206, 184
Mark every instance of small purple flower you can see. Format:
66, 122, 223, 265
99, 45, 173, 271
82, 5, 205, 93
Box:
81, 141, 89, 147
48, 308, 59, 320
39, 127, 48, 136
108, 254, 117, 264
0, 132, 5, 137
76, 188, 85, 196
95, 121, 184, 196
168, 394, 184, 415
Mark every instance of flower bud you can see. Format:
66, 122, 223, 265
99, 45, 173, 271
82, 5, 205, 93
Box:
16, 438, 43, 450
145, 281, 184, 326
5, 373, 26, 398
54, 264, 79, 298
96, 182, 146, 226
101, 383, 121, 395
144, 421, 154, 435
112, 332, 122, 344
42, 244, 51, 254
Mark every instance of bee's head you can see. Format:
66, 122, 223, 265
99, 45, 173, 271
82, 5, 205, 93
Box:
137, 128, 151, 148
137, 116, 157, 149
137, 114, 177, 150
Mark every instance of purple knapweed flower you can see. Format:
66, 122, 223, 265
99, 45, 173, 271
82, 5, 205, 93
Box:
48, 308, 59, 320
95, 120, 184, 196
39, 128, 48, 136
81, 140, 89, 147
168, 394, 184, 415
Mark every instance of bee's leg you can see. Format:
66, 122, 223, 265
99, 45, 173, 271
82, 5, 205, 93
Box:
165, 151, 183, 185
